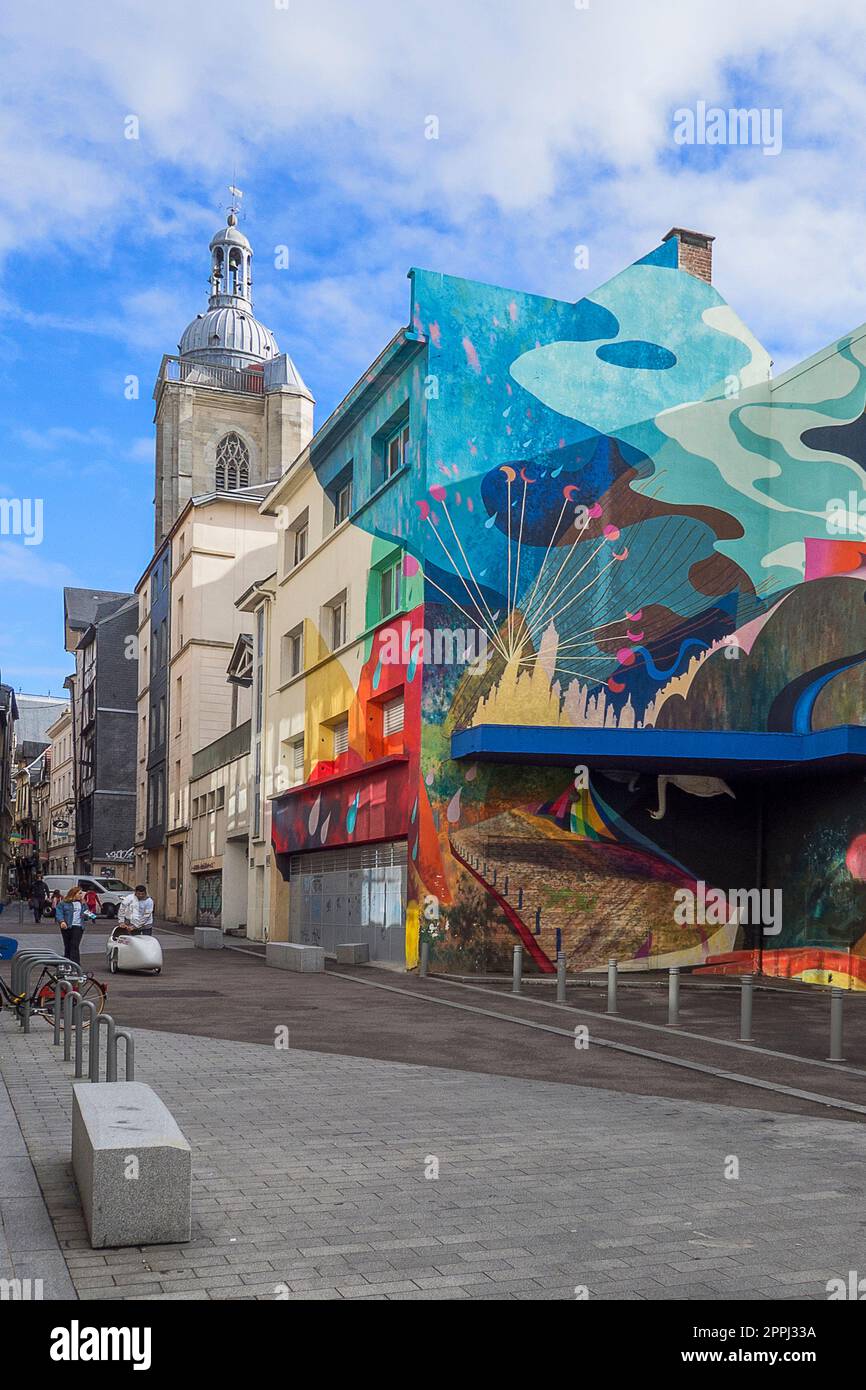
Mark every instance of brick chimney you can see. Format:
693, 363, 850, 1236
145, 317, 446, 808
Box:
662, 227, 714, 283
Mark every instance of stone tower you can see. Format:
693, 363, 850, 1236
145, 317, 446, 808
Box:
153, 209, 314, 544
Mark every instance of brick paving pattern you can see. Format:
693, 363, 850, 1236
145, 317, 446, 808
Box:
0, 1018, 863, 1301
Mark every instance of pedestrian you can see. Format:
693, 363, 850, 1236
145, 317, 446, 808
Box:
58, 887, 87, 966
49, 889, 62, 916
81, 884, 101, 917
29, 875, 48, 923
119, 884, 155, 935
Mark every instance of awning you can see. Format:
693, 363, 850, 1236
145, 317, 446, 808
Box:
450, 723, 866, 777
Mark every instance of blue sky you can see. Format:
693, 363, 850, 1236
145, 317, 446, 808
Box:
2, 0, 866, 694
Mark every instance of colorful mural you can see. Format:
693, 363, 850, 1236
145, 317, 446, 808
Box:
407, 245, 866, 984
271, 233, 866, 986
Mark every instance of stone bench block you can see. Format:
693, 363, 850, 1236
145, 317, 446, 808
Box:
335, 942, 369, 965
194, 926, 223, 949
266, 942, 324, 972
72, 1082, 191, 1249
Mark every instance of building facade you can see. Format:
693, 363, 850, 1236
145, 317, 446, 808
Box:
45, 705, 76, 874
134, 210, 313, 926
63, 591, 137, 878
134, 493, 277, 920
10, 693, 69, 893
258, 226, 866, 989
0, 681, 18, 896
188, 719, 251, 930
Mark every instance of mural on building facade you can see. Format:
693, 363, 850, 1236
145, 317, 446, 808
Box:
271, 237, 866, 985
408, 245, 866, 985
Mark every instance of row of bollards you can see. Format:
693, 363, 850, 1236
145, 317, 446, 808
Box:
506, 950, 849, 1061
50, 980, 135, 1081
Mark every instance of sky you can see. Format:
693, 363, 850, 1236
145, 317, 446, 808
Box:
3, 0, 866, 695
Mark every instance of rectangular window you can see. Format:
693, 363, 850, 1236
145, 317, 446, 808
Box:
281, 625, 304, 682
283, 736, 305, 787
207, 790, 215, 812
293, 522, 308, 567
332, 717, 349, 758
328, 591, 348, 650
380, 558, 402, 618
385, 422, 410, 480
216, 786, 225, 810
383, 693, 405, 736
335, 476, 353, 526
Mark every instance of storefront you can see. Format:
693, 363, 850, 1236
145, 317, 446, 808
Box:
192, 857, 223, 927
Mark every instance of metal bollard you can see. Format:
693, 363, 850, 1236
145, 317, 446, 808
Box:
606, 958, 618, 1015
419, 939, 430, 978
90, 1014, 116, 1083
829, 987, 845, 1062
110, 1029, 135, 1082
667, 966, 681, 1028
556, 952, 566, 1004
512, 944, 523, 995
739, 973, 754, 1042
62, 985, 80, 1061
74, 998, 97, 1079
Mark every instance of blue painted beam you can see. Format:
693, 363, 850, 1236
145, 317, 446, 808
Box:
450, 723, 866, 775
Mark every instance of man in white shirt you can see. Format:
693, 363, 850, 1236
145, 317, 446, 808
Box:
119, 884, 155, 935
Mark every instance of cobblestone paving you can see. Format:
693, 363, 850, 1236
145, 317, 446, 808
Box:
0, 1071, 75, 1298
1, 1018, 864, 1301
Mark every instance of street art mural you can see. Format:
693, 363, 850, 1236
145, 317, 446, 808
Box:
271, 235, 866, 985
406, 244, 866, 985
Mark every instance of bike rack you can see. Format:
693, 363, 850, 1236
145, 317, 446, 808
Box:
20, 956, 79, 1034
12, 950, 61, 996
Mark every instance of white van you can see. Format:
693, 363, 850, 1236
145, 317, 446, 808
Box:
42, 875, 134, 919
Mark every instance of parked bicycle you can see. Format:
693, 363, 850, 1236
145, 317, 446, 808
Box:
0, 961, 107, 1025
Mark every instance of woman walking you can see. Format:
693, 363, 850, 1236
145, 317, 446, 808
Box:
57, 887, 86, 966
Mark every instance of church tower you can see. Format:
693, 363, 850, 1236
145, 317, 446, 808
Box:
153, 209, 314, 544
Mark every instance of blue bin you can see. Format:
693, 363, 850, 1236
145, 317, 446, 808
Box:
0, 937, 18, 960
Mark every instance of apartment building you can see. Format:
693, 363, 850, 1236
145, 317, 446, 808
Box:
134, 492, 277, 920
259, 328, 423, 957
45, 705, 75, 874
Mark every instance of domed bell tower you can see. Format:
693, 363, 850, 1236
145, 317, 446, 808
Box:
152, 204, 314, 544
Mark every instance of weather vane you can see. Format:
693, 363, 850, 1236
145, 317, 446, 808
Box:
227, 177, 244, 223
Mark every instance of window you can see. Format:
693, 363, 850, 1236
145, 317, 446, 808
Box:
332, 717, 349, 757
281, 625, 304, 682
177, 596, 184, 649
329, 467, 353, 529
283, 736, 305, 787
380, 558, 402, 618
385, 422, 410, 480
215, 432, 250, 491
328, 591, 348, 650
283, 510, 309, 573
207, 790, 215, 812
383, 693, 404, 736
216, 786, 225, 810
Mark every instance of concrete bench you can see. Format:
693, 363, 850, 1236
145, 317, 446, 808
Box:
266, 942, 324, 972
335, 942, 369, 965
72, 1082, 192, 1249
194, 926, 223, 949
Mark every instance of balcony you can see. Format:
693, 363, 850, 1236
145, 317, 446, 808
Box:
155, 355, 264, 399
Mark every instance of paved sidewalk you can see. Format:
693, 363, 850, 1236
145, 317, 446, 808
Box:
0, 1069, 75, 1298
1, 1016, 863, 1301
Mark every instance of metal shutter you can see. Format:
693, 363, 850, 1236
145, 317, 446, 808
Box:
333, 719, 349, 756
383, 694, 404, 735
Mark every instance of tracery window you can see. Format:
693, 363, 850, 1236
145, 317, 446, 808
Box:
215, 432, 250, 490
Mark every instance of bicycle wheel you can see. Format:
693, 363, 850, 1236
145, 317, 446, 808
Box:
36, 976, 106, 1025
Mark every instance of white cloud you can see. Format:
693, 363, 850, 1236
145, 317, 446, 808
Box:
2, 0, 866, 371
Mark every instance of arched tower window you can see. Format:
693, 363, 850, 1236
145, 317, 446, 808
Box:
215, 432, 250, 491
